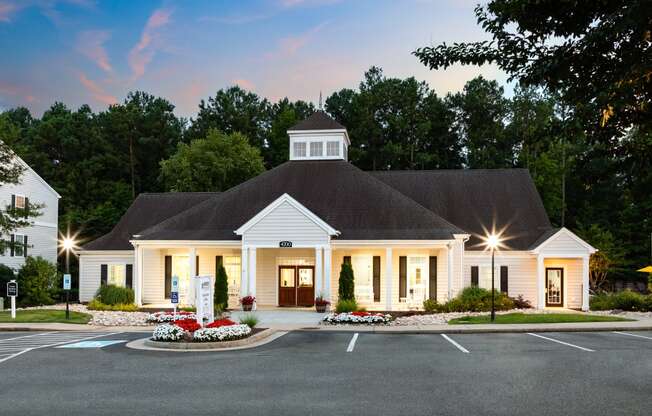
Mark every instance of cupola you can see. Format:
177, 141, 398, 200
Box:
287, 111, 350, 161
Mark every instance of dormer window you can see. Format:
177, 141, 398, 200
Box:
310, 142, 323, 157
294, 142, 307, 158
327, 141, 339, 157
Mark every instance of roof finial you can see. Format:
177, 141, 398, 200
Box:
319, 91, 323, 111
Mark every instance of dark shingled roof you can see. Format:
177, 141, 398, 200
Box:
371, 169, 553, 250
82, 192, 219, 250
287, 111, 346, 131
135, 160, 464, 241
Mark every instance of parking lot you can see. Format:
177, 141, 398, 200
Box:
0, 330, 651, 415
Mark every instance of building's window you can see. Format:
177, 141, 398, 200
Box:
479, 266, 500, 291
309, 141, 323, 157
293, 142, 306, 157
108, 264, 126, 286
14, 195, 26, 209
12, 234, 26, 257
326, 141, 339, 157
352, 256, 373, 301
224, 256, 241, 291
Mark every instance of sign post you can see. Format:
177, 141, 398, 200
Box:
63, 273, 71, 320
7, 280, 17, 319
194, 275, 213, 326
171, 275, 179, 321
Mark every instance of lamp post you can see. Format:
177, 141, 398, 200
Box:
61, 236, 75, 320
486, 234, 500, 322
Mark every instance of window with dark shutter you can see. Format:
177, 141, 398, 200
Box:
23, 235, 27, 257
372, 256, 381, 302
195, 256, 199, 276
471, 266, 479, 287
429, 256, 437, 300
399, 256, 407, 299
165, 255, 172, 298
500, 266, 508, 294
125, 264, 133, 289
100, 264, 108, 286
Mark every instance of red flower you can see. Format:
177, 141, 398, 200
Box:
240, 296, 255, 305
174, 318, 201, 332
206, 319, 237, 328
351, 311, 370, 317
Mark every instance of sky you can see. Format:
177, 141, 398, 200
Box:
0, 0, 508, 118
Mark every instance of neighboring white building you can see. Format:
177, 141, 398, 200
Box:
0, 154, 60, 269
79, 111, 596, 311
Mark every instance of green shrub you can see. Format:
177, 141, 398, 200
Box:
87, 299, 138, 312
180, 306, 196, 312
511, 294, 533, 309
16, 256, 60, 306
95, 284, 134, 305
338, 262, 355, 301
430, 287, 515, 313
423, 298, 438, 313
214, 264, 229, 310
589, 292, 612, 310
335, 299, 358, 313
239, 313, 259, 328
590, 290, 649, 311
0, 264, 15, 300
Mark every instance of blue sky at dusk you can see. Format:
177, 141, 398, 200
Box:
0, 0, 507, 117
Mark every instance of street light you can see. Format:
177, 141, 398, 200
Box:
59, 233, 78, 320
485, 233, 501, 322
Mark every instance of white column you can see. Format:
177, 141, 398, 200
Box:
134, 244, 143, 306
323, 247, 332, 302
537, 255, 545, 310
582, 255, 590, 311
315, 246, 323, 297
248, 247, 257, 300
188, 247, 197, 305
385, 248, 393, 310
447, 243, 453, 300
240, 245, 249, 297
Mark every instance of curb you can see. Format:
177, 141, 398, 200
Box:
126, 329, 287, 352
305, 325, 652, 335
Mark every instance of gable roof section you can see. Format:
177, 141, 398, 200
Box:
82, 192, 219, 250
531, 227, 596, 254
371, 169, 552, 250
288, 111, 346, 131
136, 160, 464, 242
235, 193, 339, 236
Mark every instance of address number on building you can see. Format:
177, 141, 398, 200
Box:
279, 241, 293, 248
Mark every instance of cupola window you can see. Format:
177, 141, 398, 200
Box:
310, 142, 323, 157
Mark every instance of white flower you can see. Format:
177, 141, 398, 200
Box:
193, 324, 252, 342
322, 312, 392, 325
152, 324, 186, 341
146, 311, 197, 323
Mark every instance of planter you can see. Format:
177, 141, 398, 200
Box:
242, 304, 253, 311
315, 304, 327, 313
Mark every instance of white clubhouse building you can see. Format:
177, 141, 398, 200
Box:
79, 111, 595, 311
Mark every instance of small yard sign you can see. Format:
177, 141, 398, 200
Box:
63, 274, 71, 290
7, 280, 17, 319
194, 275, 214, 325
171, 275, 179, 304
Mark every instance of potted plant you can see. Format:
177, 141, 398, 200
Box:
240, 295, 255, 311
315, 295, 330, 313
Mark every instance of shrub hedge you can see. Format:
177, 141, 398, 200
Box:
590, 290, 652, 311
422, 287, 520, 313
95, 284, 134, 305
335, 299, 358, 313
87, 299, 139, 312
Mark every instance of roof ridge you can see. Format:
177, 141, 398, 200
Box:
370, 168, 529, 174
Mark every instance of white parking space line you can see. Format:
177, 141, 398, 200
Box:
441, 334, 469, 353
346, 333, 359, 352
527, 333, 595, 352
0, 332, 121, 364
613, 331, 652, 341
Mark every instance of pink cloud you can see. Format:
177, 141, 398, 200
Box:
266, 22, 328, 60
78, 72, 117, 105
233, 78, 255, 91
0, 1, 21, 22
128, 8, 172, 80
77, 30, 112, 73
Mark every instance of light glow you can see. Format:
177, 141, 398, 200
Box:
487, 234, 500, 250
58, 229, 81, 256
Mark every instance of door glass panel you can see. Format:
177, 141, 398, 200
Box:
280, 268, 295, 287
547, 269, 562, 304
298, 268, 313, 287
408, 256, 427, 305
172, 255, 190, 304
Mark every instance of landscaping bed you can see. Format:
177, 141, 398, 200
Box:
448, 312, 633, 325
0, 309, 92, 324
322, 311, 393, 325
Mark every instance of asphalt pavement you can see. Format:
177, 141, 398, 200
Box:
0, 330, 651, 415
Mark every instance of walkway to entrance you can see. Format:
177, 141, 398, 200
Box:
229, 309, 325, 327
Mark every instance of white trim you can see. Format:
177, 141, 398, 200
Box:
13, 155, 61, 198
128, 240, 241, 248
234, 193, 339, 236
464, 251, 534, 258
31, 221, 58, 228
79, 250, 135, 256
532, 227, 597, 254
288, 129, 350, 145
332, 240, 453, 247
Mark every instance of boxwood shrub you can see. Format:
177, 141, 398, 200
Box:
590, 290, 652, 311
95, 284, 134, 305
422, 287, 515, 313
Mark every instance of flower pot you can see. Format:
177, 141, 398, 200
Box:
315, 304, 327, 313
242, 304, 253, 312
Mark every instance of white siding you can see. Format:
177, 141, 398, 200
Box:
539, 231, 589, 255
79, 253, 134, 302
464, 254, 538, 306
0, 157, 59, 270
242, 200, 329, 246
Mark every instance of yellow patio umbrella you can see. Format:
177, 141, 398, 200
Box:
638, 266, 652, 273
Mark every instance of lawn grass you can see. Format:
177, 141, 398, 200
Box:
448, 312, 633, 325
0, 309, 92, 324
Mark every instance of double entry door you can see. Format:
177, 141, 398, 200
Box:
278, 266, 314, 307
